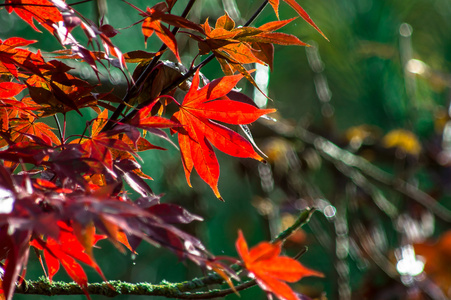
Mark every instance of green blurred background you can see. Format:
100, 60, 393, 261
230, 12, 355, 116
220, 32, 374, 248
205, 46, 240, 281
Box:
3, 0, 451, 299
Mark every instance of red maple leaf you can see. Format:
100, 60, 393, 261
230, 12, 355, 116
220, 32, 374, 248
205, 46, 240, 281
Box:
30, 222, 108, 299
129, 101, 181, 131
5, 0, 63, 33
0, 37, 45, 79
236, 230, 324, 300
171, 70, 275, 199
0, 82, 25, 98
10, 118, 60, 146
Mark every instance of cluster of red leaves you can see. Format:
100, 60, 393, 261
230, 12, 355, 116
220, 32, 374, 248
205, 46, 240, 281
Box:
0, 33, 218, 300
131, 0, 326, 90
0, 166, 215, 300
0, 0, 326, 299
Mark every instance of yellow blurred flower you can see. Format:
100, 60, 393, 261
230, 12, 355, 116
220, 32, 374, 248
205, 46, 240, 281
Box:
382, 129, 421, 156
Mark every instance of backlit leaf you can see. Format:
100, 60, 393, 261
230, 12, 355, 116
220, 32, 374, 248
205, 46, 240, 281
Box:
5, 0, 63, 33
236, 231, 323, 300
172, 70, 275, 199
0, 82, 25, 98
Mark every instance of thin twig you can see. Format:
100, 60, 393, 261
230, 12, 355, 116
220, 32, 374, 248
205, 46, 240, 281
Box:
244, 0, 269, 26
273, 208, 316, 243
53, 115, 64, 145
260, 118, 451, 222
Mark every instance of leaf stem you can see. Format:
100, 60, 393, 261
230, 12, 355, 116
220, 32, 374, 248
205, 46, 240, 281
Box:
244, 0, 269, 26
53, 114, 64, 145
78, 121, 90, 143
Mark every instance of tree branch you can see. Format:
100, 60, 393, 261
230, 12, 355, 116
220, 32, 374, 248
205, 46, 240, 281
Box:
260, 118, 451, 223
14, 276, 257, 299
273, 208, 315, 243
15, 208, 314, 298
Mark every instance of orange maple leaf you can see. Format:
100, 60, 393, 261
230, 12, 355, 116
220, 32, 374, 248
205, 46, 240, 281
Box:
236, 230, 323, 300
10, 118, 60, 146
195, 13, 307, 90
171, 70, 275, 200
